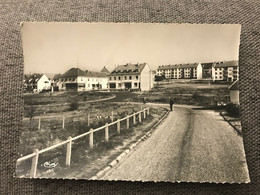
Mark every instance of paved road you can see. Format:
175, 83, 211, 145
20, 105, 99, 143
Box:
101, 106, 250, 183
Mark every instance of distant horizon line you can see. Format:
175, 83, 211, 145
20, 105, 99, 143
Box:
24, 59, 239, 75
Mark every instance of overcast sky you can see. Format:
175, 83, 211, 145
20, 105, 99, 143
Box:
22, 23, 241, 74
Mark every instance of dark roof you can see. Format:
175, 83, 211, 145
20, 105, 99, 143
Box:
228, 80, 239, 90
201, 62, 213, 69
109, 63, 147, 75
85, 71, 108, 77
53, 74, 62, 79
179, 63, 199, 68
157, 63, 199, 70
60, 68, 108, 78
158, 64, 179, 70
24, 74, 44, 84
214, 61, 238, 68
100, 66, 110, 74
62, 68, 86, 77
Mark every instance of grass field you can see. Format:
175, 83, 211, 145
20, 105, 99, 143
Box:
136, 79, 231, 106
17, 102, 167, 178
24, 91, 113, 116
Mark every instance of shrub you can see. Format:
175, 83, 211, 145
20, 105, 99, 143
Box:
192, 92, 200, 101
225, 103, 240, 117
69, 101, 79, 111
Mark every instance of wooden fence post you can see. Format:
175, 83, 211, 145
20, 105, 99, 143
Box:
38, 118, 41, 130
111, 110, 114, 122
62, 115, 65, 129
117, 120, 120, 134
126, 115, 129, 129
30, 149, 39, 178
139, 112, 142, 122
147, 108, 150, 115
105, 123, 109, 142
89, 128, 93, 149
143, 110, 146, 119
88, 114, 90, 126
66, 136, 72, 166
133, 114, 136, 125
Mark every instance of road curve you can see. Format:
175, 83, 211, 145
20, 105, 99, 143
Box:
101, 106, 250, 183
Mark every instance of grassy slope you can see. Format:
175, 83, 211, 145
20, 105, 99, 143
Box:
136, 79, 231, 106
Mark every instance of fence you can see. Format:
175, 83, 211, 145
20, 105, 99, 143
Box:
17, 107, 150, 178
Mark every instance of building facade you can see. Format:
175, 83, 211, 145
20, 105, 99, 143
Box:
55, 67, 109, 91
108, 63, 153, 91
156, 63, 202, 79
212, 61, 239, 82
24, 74, 51, 92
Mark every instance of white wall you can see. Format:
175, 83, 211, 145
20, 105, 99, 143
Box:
197, 63, 203, 79
230, 90, 239, 105
37, 74, 51, 92
140, 64, 152, 91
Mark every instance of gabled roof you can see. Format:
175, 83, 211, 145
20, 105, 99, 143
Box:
214, 61, 239, 68
62, 68, 86, 77
228, 80, 239, 90
100, 66, 110, 74
109, 63, 147, 75
24, 74, 44, 84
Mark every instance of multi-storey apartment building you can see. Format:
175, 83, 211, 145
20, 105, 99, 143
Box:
212, 61, 239, 82
55, 67, 109, 91
156, 63, 202, 79
108, 63, 153, 91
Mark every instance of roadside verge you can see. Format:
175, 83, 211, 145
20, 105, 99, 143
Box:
90, 110, 170, 180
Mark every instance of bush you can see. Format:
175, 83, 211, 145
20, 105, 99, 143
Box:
69, 101, 79, 111
225, 103, 240, 117
192, 92, 200, 101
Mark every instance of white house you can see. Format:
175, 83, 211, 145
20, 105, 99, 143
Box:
55, 67, 109, 91
108, 63, 154, 91
228, 80, 239, 104
156, 63, 202, 79
24, 74, 51, 92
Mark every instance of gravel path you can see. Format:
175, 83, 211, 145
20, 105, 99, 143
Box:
101, 106, 250, 183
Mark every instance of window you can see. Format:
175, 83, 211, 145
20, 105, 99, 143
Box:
136, 75, 138, 79
134, 83, 138, 87
125, 76, 127, 80
109, 77, 112, 81
44, 81, 49, 83
118, 76, 121, 80
129, 76, 132, 80
118, 83, 121, 87
114, 77, 116, 80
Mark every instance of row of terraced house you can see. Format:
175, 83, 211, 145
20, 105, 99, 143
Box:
156, 61, 239, 82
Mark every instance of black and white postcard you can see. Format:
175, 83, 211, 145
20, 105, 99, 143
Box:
16, 23, 249, 183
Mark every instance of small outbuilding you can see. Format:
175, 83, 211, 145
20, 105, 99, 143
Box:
228, 80, 239, 105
